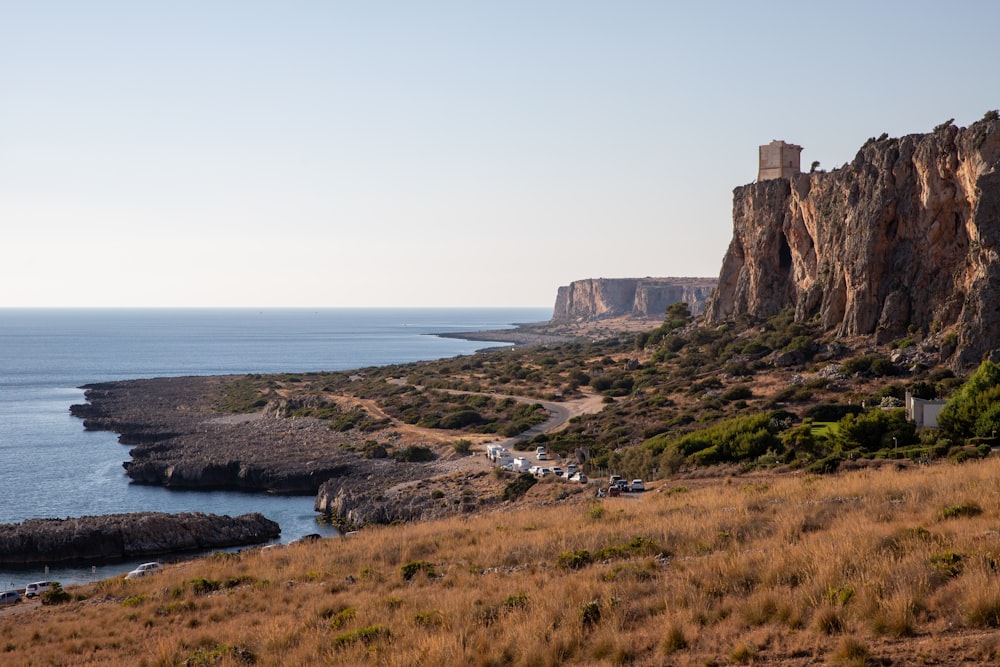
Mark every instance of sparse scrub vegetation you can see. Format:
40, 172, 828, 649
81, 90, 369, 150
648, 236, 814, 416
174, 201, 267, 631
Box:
11, 458, 1000, 663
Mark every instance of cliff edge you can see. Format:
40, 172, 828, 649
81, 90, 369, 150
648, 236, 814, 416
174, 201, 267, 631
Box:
553, 277, 716, 321
707, 114, 1000, 367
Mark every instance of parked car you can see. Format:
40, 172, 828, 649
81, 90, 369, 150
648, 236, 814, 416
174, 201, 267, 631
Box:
609, 475, 623, 487
125, 562, 163, 579
24, 581, 57, 598
536, 467, 553, 478
570, 472, 589, 484
550, 467, 564, 478
608, 485, 622, 497
567, 463, 578, 474
615, 479, 629, 491
630, 479, 646, 492
536, 446, 548, 461
0, 591, 21, 606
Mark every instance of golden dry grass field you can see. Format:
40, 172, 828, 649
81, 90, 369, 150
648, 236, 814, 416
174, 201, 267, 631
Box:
6, 457, 1000, 666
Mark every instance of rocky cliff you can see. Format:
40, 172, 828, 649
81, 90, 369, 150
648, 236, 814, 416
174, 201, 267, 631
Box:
552, 277, 717, 321
707, 114, 1000, 367
0, 512, 280, 565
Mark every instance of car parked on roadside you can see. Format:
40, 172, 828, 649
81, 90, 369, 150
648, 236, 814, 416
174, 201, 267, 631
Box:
570, 472, 588, 484
24, 581, 57, 598
550, 467, 564, 478
608, 485, 622, 497
0, 591, 21, 606
630, 479, 646, 492
125, 562, 163, 579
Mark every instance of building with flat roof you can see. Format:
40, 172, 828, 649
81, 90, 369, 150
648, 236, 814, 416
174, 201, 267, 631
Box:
905, 391, 947, 428
758, 140, 802, 181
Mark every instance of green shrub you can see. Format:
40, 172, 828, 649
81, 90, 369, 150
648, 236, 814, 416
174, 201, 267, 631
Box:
501, 473, 536, 501
333, 625, 391, 648
805, 403, 863, 422
400, 560, 436, 581
941, 502, 982, 519
392, 446, 435, 462
557, 549, 593, 570
40, 583, 71, 606
189, 578, 221, 595
580, 599, 602, 628
721, 385, 753, 402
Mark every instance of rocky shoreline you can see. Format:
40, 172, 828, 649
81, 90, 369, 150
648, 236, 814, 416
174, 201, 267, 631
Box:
0, 512, 280, 566
69, 375, 503, 527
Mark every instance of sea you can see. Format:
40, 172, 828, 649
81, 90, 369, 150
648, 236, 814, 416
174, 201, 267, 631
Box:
0, 307, 550, 588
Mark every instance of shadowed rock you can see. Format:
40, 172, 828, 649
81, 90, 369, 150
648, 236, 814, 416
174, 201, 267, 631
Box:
0, 512, 280, 565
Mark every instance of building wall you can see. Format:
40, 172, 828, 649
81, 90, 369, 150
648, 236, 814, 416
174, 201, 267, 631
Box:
906, 391, 947, 428
758, 140, 803, 181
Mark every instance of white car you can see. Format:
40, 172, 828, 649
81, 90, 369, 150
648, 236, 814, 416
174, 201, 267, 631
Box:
630, 479, 646, 492
125, 562, 163, 579
24, 581, 57, 598
570, 472, 589, 484
536, 446, 548, 460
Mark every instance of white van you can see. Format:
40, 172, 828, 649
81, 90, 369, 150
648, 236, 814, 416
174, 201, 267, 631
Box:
536, 446, 548, 461
24, 581, 56, 598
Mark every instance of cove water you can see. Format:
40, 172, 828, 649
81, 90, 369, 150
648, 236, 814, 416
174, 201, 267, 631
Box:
0, 307, 549, 586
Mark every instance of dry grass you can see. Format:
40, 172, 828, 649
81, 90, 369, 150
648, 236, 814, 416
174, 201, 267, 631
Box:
7, 457, 1000, 665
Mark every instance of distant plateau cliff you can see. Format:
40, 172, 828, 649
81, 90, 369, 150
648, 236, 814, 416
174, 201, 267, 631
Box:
707, 114, 1000, 367
552, 277, 717, 322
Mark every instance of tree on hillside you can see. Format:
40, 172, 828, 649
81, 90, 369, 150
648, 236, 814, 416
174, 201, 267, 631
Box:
938, 360, 1000, 440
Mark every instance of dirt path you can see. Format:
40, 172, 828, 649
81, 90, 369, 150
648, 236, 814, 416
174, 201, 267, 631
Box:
327, 382, 607, 474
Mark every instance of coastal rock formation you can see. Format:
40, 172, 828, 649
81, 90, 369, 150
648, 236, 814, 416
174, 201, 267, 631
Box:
552, 277, 717, 321
0, 512, 280, 565
707, 114, 1000, 367
70, 376, 495, 527
72, 377, 362, 494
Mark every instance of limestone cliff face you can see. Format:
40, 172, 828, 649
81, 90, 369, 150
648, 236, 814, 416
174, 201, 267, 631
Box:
707, 115, 1000, 366
553, 277, 717, 321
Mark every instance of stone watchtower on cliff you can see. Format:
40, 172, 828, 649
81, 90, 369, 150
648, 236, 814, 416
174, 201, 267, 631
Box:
758, 140, 802, 181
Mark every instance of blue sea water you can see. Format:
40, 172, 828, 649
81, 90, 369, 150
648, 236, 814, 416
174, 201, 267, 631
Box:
0, 307, 549, 586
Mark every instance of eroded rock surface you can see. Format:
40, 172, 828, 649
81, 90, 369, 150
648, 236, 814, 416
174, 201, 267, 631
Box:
553, 277, 716, 321
708, 116, 1000, 367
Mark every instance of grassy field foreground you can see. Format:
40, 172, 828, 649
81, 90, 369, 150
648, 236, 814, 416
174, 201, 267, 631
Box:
7, 459, 1000, 666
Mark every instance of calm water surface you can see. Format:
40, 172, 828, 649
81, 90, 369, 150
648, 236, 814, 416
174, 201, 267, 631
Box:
0, 307, 549, 585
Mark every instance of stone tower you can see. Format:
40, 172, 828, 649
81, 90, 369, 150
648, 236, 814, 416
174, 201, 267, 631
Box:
758, 140, 802, 181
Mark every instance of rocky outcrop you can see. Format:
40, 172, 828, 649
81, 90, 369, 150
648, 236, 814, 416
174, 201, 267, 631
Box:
707, 115, 1000, 367
72, 377, 366, 494
552, 277, 717, 321
70, 376, 491, 527
314, 469, 509, 527
0, 512, 280, 565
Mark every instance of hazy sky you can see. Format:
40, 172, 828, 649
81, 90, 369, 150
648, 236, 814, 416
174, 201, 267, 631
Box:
3, 1, 997, 308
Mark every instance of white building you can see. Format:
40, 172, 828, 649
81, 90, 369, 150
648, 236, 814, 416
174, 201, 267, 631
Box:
905, 391, 947, 428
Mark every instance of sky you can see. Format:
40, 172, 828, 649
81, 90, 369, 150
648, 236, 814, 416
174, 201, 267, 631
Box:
2, 1, 997, 308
